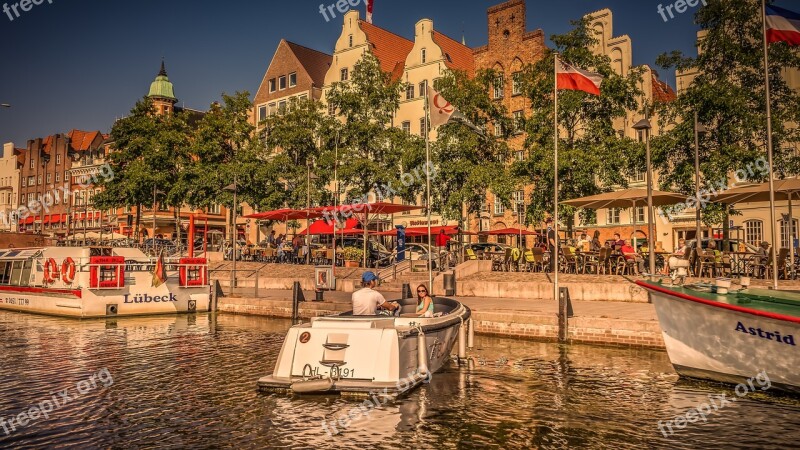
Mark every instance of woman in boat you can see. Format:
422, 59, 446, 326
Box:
415, 284, 434, 318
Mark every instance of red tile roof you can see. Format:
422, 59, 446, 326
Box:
285, 41, 332, 88
68, 130, 102, 151
651, 72, 676, 103
359, 20, 414, 75
433, 31, 474, 77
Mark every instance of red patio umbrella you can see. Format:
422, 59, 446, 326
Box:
244, 208, 324, 221
299, 218, 361, 235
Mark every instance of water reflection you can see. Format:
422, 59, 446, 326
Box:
0, 312, 797, 449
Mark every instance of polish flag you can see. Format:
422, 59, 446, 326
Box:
556, 56, 603, 96
766, 5, 800, 46
366, 0, 374, 24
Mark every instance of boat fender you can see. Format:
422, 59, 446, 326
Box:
43, 258, 59, 284
61, 257, 76, 284
417, 330, 429, 376
291, 378, 334, 394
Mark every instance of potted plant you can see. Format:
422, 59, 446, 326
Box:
341, 247, 364, 268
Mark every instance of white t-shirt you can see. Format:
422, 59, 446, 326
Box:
352, 287, 387, 316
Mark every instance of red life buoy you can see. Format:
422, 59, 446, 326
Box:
43, 258, 59, 284
61, 257, 76, 284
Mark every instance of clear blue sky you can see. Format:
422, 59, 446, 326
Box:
0, 0, 786, 147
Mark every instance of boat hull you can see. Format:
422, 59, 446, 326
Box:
259, 298, 471, 395
642, 284, 799, 393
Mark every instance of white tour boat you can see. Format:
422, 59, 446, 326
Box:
638, 280, 799, 393
258, 297, 472, 395
0, 246, 211, 318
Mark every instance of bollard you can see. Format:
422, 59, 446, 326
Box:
443, 273, 455, 296
292, 281, 306, 323
558, 287, 573, 343
458, 321, 467, 361
402, 283, 413, 299
467, 319, 474, 349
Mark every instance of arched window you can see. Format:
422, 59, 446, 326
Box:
744, 220, 763, 245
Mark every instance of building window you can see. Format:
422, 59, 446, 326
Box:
745, 220, 763, 245
421, 48, 427, 64
258, 105, 267, 122
21, 178, 26, 187
28, 176, 34, 186
289, 72, 297, 88
515, 150, 525, 161
299, 94, 308, 102
420, 117, 428, 137
780, 219, 798, 249
513, 190, 525, 210
406, 84, 415, 100
402, 121, 411, 134
278, 101, 287, 115
494, 123, 503, 137
635, 207, 645, 223
56, 171, 60, 182
630, 170, 646, 183
269, 78, 276, 92
279, 75, 287, 90
494, 195, 505, 215
208, 204, 221, 215
64, 171, 69, 181
512, 72, 522, 96
46, 173, 51, 184
419, 81, 428, 97
267, 102, 276, 116
56, 154, 62, 165
493, 74, 504, 99
340, 68, 349, 81
348, 34, 354, 47
328, 103, 336, 116
513, 110, 524, 133
37, 175, 42, 185
608, 208, 621, 225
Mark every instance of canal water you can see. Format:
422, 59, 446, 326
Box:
0, 311, 798, 449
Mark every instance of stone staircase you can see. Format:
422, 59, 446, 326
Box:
380, 271, 437, 292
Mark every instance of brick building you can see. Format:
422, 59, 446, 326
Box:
471, 0, 547, 245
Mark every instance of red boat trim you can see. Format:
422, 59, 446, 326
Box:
637, 281, 800, 324
0, 285, 82, 298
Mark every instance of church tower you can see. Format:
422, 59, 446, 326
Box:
147, 60, 178, 115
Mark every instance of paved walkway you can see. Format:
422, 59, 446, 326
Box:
244, 289, 658, 322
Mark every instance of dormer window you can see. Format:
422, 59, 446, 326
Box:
421, 48, 427, 64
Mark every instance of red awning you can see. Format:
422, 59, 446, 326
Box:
244, 208, 324, 221
43, 215, 51, 224
94, 212, 101, 218
24, 217, 34, 225
79, 213, 87, 220
299, 218, 360, 235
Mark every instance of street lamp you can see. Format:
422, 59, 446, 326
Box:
694, 112, 707, 249
632, 117, 656, 275
152, 187, 165, 241
223, 178, 239, 288
306, 158, 319, 265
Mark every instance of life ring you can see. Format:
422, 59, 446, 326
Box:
43, 258, 59, 284
61, 257, 76, 284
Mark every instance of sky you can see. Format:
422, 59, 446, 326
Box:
0, 0, 788, 148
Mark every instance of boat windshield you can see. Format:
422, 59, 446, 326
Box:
0, 250, 41, 287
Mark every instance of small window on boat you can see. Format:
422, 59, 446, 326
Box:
0, 262, 10, 285
10, 261, 24, 286
19, 260, 32, 287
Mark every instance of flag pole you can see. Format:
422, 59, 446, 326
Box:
762, 0, 779, 290
425, 85, 434, 295
553, 54, 560, 304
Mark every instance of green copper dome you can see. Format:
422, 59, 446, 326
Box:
148, 61, 177, 101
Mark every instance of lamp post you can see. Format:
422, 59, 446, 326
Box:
223, 178, 239, 288
694, 112, 707, 248
633, 118, 656, 275
152, 186, 164, 241
306, 158, 319, 265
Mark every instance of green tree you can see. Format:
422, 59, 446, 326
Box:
653, 0, 800, 227
513, 18, 644, 230
324, 53, 425, 203
430, 69, 515, 222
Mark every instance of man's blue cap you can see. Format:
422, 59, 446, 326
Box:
362, 271, 378, 283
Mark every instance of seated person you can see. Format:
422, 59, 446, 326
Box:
590, 231, 602, 252
620, 240, 645, 274
576, 233, 591, 251
352, 272, 398, 316
415, 284, 434, 318
664, 238, 690, 274
755, 241, 771, 264
612, 233, 625, 251
707, 240, 722, 263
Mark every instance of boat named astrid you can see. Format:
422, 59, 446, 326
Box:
0, 246, 210, 318
638, 280, 799, 393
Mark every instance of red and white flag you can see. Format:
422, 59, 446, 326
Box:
427, 86, 454, 128
556, 56, 603, 96
366, 0, 374, 24
766, 5, 800, 46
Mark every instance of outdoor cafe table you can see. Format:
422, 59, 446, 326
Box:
724, 251, 756, 276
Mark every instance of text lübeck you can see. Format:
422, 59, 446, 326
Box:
123, 293, 177, 304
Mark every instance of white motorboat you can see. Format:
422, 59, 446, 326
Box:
258, 297, 472, 395
638, 280, 799, 393
0, 246, 211, 318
